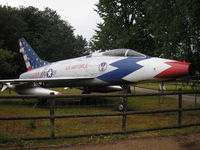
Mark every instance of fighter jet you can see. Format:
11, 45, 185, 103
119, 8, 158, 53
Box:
0, 38, 194, 96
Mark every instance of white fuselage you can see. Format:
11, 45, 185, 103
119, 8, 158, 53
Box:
1, 40, 191, 95
19, 53, 187, 88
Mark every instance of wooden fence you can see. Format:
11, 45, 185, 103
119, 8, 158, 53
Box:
0, 90, 200, 140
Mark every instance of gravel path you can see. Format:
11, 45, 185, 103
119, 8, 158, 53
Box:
39, 133, 200, 150
134, 87, 200, 103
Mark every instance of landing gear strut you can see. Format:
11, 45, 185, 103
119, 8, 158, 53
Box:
33, 98, 47, 108
118, 85, 131, 111
80, 90, 91, 104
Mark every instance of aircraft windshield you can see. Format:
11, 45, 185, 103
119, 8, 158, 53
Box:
102, 49, 146, 57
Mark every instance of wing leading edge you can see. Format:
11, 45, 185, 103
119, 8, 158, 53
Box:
0, 77, 94, 83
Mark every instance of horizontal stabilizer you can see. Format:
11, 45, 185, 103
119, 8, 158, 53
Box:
1, 84, 8, 92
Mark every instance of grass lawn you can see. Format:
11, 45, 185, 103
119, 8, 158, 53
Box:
0, 88, 200, 148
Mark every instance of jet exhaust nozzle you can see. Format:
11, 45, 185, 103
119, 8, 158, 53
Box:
188, 64, 196, 76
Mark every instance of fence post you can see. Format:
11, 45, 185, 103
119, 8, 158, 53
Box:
49, 92, 55, 138
178, 89, 182, 127
122, 95, 127, 131
195, 93, 197, 106
121, 85, 130, 132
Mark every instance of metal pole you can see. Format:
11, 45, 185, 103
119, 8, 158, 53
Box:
178, 89, 182, 127
159, 82, 165, 104
158, 89, 161, 104
49, 92, 55, 138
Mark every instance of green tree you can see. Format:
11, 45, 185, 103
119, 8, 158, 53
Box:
91, 0, 200, 71
0, 5, 87, 77
144, 0, 200, 68
0, 49, 18, 79
18, 7, 86, 61
0, 5, 27, 52
90, 0, 155, 55
74, 35, 88, 56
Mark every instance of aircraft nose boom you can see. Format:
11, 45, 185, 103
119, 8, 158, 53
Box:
155, 61, 191, 78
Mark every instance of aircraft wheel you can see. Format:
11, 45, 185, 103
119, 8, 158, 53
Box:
118, 104, 124, 111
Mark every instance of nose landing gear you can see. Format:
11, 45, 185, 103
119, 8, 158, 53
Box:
118, 85, 131, 111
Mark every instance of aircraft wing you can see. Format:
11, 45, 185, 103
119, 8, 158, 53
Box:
0, 77, 93, 83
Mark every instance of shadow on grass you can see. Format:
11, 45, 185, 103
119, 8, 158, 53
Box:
0, 97, 121, 110
0, 100, 35, 107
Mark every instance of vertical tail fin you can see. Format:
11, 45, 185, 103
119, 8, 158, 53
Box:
19, 38, 50, 71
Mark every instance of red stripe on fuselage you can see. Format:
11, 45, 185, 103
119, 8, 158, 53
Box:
27, 67, 32, 71
155, 61, 190, 78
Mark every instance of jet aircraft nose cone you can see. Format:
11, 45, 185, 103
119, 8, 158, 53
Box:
155, 61, 192, 78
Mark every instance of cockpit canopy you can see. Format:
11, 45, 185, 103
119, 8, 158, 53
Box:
102, 49, 146, 57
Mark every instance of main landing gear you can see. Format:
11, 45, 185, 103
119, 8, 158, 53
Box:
80, 90, 91, 104
33, 98, 47, 108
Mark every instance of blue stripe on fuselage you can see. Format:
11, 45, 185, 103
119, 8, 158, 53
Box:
97, 57, 149, 84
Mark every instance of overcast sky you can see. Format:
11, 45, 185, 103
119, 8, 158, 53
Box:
0, 0, 102, 40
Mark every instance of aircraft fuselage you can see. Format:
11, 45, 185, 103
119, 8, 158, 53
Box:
19, 54, 191, 88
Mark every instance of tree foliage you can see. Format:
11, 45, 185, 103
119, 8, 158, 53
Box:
0, 5, 87, 78
90, 0, 155, 55
144, 0, 200, 63
0, 49, 18, 78
91, 0, 200, 69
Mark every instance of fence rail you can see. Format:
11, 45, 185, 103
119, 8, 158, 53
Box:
0, 90, 200, 140
0, 91, 199, 99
